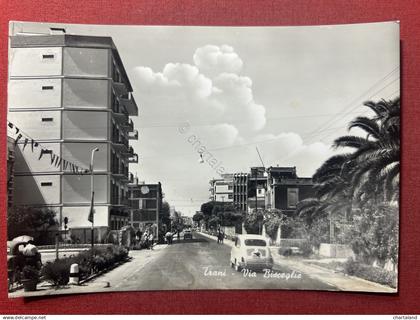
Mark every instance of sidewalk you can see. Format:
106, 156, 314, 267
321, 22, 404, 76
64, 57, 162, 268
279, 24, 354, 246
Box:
198, 231, 396, 293
9, 244, 168, 298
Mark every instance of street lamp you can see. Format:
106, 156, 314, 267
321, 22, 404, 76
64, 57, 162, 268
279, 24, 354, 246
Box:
89, 147, 99, 249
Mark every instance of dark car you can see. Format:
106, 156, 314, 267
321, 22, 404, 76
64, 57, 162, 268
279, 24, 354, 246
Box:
183, 230, 193, 240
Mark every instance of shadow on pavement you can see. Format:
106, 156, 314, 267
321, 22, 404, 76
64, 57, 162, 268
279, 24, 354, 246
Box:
167, 238, 209, 245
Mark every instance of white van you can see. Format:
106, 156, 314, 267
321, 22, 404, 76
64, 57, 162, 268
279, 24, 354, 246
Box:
230, 234, 274, 271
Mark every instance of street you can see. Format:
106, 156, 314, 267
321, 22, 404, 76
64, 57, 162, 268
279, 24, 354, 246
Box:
87, 232, 336, 292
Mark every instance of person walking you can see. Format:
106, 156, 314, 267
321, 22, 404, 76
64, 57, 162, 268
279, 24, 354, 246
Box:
148, 233, 155, 250
143, 231, 149, 250
165, 231, 173, 245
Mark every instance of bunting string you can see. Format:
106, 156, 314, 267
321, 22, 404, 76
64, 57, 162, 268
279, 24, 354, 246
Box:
7, 120, 89, 174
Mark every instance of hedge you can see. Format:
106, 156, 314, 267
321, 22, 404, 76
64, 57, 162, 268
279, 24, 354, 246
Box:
344, 258, 397, 288
41, 245, 129, 286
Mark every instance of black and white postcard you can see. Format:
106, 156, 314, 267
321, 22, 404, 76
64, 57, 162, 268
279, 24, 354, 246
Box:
6, 21, 400, 297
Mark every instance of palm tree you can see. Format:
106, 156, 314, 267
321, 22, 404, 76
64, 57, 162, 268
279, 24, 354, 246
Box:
332, 97, 400, 204
296, 97, 400, 244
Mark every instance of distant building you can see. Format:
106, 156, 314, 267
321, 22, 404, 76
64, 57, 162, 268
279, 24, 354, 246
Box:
233, 173, 248, 212
209, 173, 233, 203
266, 166, 314, 214
128, 180, 163, 238
181, 216, 193, 227
8, 29, 138, 242
247, 167, 267, 212
209, 166, 314, 216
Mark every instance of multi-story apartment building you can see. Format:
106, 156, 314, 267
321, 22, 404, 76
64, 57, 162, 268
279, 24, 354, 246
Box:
7, 136, 15, 211
247, 167, 267, 212
8, 30, 138, 242
209, 174, 233, 203
128, 180, 162, 238
233, 172, 248, 212
209, 166, 314, 217
266, 166, 314, 214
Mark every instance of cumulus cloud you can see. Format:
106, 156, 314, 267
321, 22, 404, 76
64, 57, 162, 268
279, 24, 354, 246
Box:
130, 44, 335, 213
193, 45, 243, 77
132, 45, 265, 133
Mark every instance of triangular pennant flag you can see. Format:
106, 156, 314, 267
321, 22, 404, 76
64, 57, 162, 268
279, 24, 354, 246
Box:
39, 149, 46, 160
14, 134, 22, 145
57, 158, 62, 168
34, 142, 39, 147
50, 153, 56, 165
31, 139, 35, 152
54, 155, 60, 167
15, 127, 20, 134
22, 138, 29, 151
8, 122, 13, 129
63, 160, 68, 170
38, 148, 52, 160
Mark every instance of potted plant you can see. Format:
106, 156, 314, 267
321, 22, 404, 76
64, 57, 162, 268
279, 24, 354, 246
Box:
21, 265, 40, 292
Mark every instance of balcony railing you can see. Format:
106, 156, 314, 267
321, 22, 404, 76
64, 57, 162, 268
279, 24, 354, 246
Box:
128, 130, 138, 140
120, 94, 138, 116
128, 153, 139, 163
121, 118, 134, 132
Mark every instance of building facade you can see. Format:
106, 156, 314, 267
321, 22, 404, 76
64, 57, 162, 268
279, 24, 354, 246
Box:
266, 166, 314, 214
209, 166, 315, 216
8, 31, 138, 241
209, 173, 234, 203
233, 173, 248, 212
7, 136, 15, 211
128, 181, 162, 238
247, 167, 267, 212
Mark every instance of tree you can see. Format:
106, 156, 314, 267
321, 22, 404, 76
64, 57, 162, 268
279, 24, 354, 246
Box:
296, 97, 400, 262
345, 203, 398, 266
8, 207, 58, 244
192, 212, 204, 227
243, 210, 264, 234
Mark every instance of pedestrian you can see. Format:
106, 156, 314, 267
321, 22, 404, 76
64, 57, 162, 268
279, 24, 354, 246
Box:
135, 229, 142, 248
165, 231, 173, 245
21, 240, 42, 269
143, 231, 149, 250
148, 233, 155, 250
217, 230, 224, 244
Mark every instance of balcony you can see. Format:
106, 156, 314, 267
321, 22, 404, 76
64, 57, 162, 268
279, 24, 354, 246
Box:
121, 118, 134, 132
128, 153, 139, 163
120, 93, 138, 116
112, 138, 129, 154
128, 130, 138, 140
112, 110, 129, 126
112, 82, 128, 97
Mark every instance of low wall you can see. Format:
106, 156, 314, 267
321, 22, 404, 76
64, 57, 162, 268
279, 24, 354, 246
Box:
319, 243, 355, 258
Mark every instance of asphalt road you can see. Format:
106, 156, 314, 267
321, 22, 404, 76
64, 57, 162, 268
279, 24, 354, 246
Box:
89, 232, 337, 292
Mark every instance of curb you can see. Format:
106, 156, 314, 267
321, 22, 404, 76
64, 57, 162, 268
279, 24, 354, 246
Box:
79, 256, 133, 285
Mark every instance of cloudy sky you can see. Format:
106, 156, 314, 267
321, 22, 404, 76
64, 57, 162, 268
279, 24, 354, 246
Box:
14, 21, 400, 215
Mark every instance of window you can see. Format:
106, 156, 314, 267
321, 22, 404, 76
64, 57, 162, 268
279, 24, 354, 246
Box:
228, 185, 233, 190
287, 188, 299, 208
42, 117, 53, 122
42, 86, 54, 90
245, 239, 267, 247
228, 194, 233, 199
41, 182, 53, 187
258, 189, 262, 194
42, 54, 55, 59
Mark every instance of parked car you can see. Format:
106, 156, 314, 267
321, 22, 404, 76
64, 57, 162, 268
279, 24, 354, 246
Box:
230, 235, 273, 271
183, 230, 193, 240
